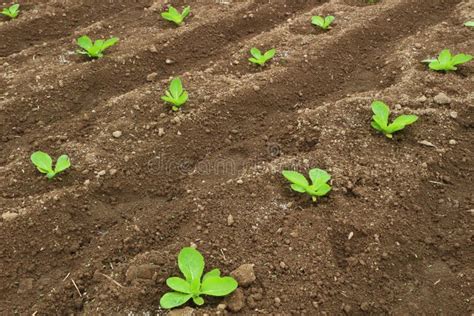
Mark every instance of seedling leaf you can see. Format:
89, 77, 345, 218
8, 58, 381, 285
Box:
200, 277, 238, 296
178, 247, 204, 285
282, 169, 332, 202
161, 5, 191, 25
160, 292, 192, 309
1, 3, 20, 19
55, 155, 71, 173
311, 15, 335, 30
465, 21, 474, 27
31, 151, 53, 174
282, 171, 309, 188
166, 277, 192, 294
76, 35, 118, 58
423, 49, 472, 72
249, 47, 276, 66
160, 248, 238, 309
162, 77, 188, 111
371, 101, 418, 138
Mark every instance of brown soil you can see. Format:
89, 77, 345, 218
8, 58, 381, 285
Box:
1, 0, 473, 315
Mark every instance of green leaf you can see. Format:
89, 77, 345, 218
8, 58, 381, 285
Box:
250, 47, 262, 59
325, 16, 335, 27
371, 121, 383, 132
192, 296, 204, 305
451, 53, 472, 66
168, 6, 180, 17
371, 101, 389, 128
102, 37, 119, 50
54, 155, 71, 173
438, 49, 452, 65
10, 4, 20, 12
263, 48, 276, 60
31, 151, 53, 175
386, 115, 418, 133
311, 16, 324, 27
308, 168, 331, 186
290, 184, 306, 193
161, 12, 175, 22
166, 277, 192, 294
170, 78, 183, 99
248, 57, 261, 65
200, 276, 238, 296
178, 247, 204, 285
177, 91, 188, 106
161, 95, 175, 104
282, 170, 309, 188
465, 21, 474, 27
314, 183, 331, 196
202, 268, 221, 282
181, 6, 191, 18
428, 60, 444, 71
77, 36, 93, 50
160, 292, 192, 309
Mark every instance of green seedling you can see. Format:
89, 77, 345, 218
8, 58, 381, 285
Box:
161, 77, 188, 111
76, 35, 119, 59
282, 168, 331, 202
31, 151, 71, 179
161, 5, 190, 25
1, 3, 20, 19
371, 101, 418, 139
422, 49, 472, 72
464, 21, 474, 27
160, 247, 238, 309
248, 47, 276, 66
311, 15, 335, 30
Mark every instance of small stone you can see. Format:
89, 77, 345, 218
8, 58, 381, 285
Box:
146, 72, 158, 81
414, 43, 422, 49
418, 140, 436, 147
448, 139, 457, 145
158, 128, 165, 136
2, 212, 19, 221
217, 304, 226, 310
97, 170, 106, 176
449, 111, 458, 119
274, 297, 281, 306
149, 45, 158, 53
416, 95, 427, 103
224, 288, 245, 312
343, 304, 352, 314
165, 58, 175, 65
231, 264, 256, 287
109, 169, 117, 176
253, 85, 260, 91
227, 214, 234, 226
360, 302, 370, 311
112, 131, 122, 138
394, 104, 402, 110
168, 307, 195, 316
434, 92, 451, 105
236, 179, 243, 184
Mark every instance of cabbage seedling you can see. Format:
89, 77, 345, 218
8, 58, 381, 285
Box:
464, 21, 474, 27
161, 5, 190, 25
282, 168, 331, 202
31, 151, 71, 179
160, 247, 238, 309
422, 49, 472, 72
1, 3, 19, 19
249, 48, 276, 66
76, 35, 119, 59
371, 101, 418, 139
311, 15, 335, 30
161, 77, 188, 111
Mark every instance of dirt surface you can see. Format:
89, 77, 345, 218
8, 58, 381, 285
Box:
1, 0, 473, 314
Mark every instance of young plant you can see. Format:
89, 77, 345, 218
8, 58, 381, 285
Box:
464, 21, 474, 27
311, 15, 335, 30
248, 48, 276, 66
282, 168, 331, 202
161, 5, 190, 25
1, 3, 20, 19
161, 77, 188, 111
371, 101, 418, 139
160, 247, 238, 309
76, 35, 119, 59
31, 151, 71, 179
422, 49, 472, 72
